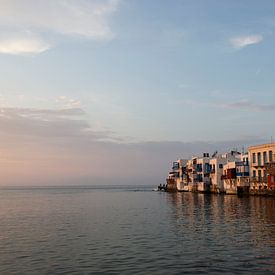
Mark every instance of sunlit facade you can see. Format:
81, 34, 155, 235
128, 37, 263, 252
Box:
248, 142, 275, 191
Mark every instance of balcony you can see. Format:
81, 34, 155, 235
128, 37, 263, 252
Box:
250, 176, 267, 183
251, 161, 265, 167
237, 177, 250, 187
236, 172, 249, 177
221, 175, 236, 180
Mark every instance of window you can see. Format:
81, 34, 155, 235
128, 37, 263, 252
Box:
252, 153, 256, 163
243, 157, 248, 164
219, 164, 223, 169
263, 151, 267, 164
257, 152, 261, 166
269, 151, 273, 162
253, 170, 256, 178
258, 170, 262, 178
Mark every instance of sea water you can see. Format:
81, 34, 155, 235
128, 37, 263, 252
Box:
0, 186, 274, 274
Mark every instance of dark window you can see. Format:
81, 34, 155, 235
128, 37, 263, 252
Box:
257, 152, 261, 166
258, 170, 262, 178
269, 151, 273, 162
252, 153, 256, 163
263, 152, 267, 164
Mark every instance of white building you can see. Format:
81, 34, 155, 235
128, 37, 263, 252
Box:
166, 159, 187, 191
222, 153, 249, 194
209, 154, 228, 193
167, 150, 251, 194
189, 153, 211, 193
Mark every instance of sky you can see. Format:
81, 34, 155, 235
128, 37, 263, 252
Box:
0, 0, 274, 186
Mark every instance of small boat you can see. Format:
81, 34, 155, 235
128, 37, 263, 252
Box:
157, 183, 167, 191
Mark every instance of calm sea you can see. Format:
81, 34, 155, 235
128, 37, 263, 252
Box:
0, 186, 274, 274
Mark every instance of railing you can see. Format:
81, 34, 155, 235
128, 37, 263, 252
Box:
250, 176, 267, 183
221, 175, 236, 180
251, 162, 269, 167
237, 177, 250, 187
236, 172, 249, 177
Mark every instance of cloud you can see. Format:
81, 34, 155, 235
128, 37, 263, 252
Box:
0, 35, 50, 55
0, 105, 265, 186
229, 35, 263, 49
0, 107, 86, 117
0, 0, 121, 55
223, 101, 275, 111
55, 96, 82, 109
0, 107, 93, 138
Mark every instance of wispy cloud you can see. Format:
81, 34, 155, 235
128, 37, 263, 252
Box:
223, 100, 275, 111
0, 107, 86, 117
55, 96, 82, 109
0, 0, 121, 55
0, 35, 50, 55
0, 107, 90, 138
229, 35, 263, 49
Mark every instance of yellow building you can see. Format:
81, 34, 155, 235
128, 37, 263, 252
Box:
248, 142, 275, 190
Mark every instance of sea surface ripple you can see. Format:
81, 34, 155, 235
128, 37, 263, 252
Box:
0, 186, 274, 274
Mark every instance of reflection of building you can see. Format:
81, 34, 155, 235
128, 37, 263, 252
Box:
248, 142, 275, 191
166, 192, 275, 258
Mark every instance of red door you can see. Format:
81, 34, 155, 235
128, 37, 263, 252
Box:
268, 175, 275, 188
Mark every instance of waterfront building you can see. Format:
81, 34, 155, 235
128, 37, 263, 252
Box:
167, 151, 250, 194
266, 162, 275, 190
166, 159, 187, 191
187, 153, 211, 193
209, 154, 227, 193
165, 142, 275, 196
248, 142, 275, 191
185, 159, 194, 192
222, 153, 249, 194
236, 153, 250, 194
197, 153, 211, 192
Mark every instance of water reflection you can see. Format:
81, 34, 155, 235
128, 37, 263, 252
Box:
165, 192, 275, 273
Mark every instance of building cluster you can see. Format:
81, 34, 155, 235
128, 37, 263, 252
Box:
166, 142, 275, 195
